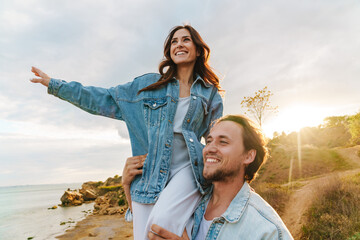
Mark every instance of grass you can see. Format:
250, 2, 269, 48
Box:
94, 181, 103, 187
252, 183, 291, 215
300, 174, 360, 239
255, 145, 353, 185
99, 184, 123, 192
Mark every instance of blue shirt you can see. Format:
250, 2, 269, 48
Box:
48, 73, 223, 204
192, 182, 293, 240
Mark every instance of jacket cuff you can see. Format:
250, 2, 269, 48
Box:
124, 208, 133, 222
47, 78, 62, 96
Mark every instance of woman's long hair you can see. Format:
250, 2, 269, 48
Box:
138, 25, 220, 94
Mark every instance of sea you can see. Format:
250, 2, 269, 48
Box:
0, 183, 94, 240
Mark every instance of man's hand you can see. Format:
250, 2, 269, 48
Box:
148, 224, 190, 240
122, 154, 146, 212
30, 67, 51, 87
122, 154, 146, 186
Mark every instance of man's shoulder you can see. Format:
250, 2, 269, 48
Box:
248, 191, 282, 222
245, 191, 293, 238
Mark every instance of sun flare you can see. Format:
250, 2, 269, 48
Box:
263, 104, 329, 137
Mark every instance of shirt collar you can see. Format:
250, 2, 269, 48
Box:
221, 182, 251, 223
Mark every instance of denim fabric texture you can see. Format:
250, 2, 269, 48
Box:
192, 182, 293, 240
48, 73, 223, 204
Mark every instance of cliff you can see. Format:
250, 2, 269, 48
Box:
60, 175, 128, 215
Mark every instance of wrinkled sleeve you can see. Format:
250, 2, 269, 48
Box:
47, 78, 132, 121
203, 89, 224, 138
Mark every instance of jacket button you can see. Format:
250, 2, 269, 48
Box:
189, 138, 194, 142
187, 119, 190, 123
194, 161, 198, 166
192, 96, 197, 100
153, 103, 157, 107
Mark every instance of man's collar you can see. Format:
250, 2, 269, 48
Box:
220, 182, 251, 223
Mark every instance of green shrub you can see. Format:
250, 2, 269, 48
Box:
347, 232, 360, 240
118, 198, 126, 206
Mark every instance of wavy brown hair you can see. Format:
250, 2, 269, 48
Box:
138, 25, 220, 94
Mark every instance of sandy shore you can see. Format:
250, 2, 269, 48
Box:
56, 214, 133, 240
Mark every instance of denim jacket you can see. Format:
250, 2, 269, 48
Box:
192, 182, 293, 240
48, 73, 223, 204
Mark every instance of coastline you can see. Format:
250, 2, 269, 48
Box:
56, 213, 133, 240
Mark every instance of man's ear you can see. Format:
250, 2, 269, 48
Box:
244, 149, 256, 165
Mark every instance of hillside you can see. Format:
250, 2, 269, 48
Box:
252, 144, 360, 239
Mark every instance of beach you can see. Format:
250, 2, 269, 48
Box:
0, 183, 94, 239
56, 214, 133, 240
0, 182, 133, 239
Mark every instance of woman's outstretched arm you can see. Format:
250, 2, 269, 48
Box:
122, 154, 146, 212
29, 66, 125, 120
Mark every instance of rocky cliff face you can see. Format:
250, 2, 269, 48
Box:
60, 175, 128, 215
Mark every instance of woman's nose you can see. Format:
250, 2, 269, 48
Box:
176, 40, 184, 48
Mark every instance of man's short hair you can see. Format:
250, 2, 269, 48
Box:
216, 114, 268, 183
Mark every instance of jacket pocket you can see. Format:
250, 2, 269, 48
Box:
143, 98, 168, 127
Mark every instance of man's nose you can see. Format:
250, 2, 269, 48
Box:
204, 142, 217, 154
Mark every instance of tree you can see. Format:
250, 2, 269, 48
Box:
240, 86, 278, 127
348, 112, 360, 144
322, 115, 348, 128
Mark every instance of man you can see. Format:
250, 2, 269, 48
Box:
147, 115, 293, 240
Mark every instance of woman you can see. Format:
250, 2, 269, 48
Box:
31, 25, 223, 239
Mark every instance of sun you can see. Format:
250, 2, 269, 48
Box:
262, 104, 329, 137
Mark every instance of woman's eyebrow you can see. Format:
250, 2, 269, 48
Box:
172, 35, 191, 40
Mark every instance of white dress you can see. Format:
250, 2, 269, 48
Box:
132, 96, 201, 239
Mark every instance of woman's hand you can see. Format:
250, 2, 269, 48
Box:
30, 66, 51, 87
122, 154, 146, 186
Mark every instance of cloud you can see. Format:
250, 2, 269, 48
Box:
0, 132, 131, 186
1, 0, 360, 185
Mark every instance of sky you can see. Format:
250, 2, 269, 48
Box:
1, 0, 359, 186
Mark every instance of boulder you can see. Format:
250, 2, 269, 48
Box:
80, 189, 98, 201
93, 191, 127, 215
60, 190, 84, 206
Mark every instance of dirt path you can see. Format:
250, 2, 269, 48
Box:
281, 146, 360, 239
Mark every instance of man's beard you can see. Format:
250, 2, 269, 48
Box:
204, 165, 241, 182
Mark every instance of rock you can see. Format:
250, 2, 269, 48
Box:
80, 189, 98, 201
93, 191, 127, 215
60, 190, 84, 206
60, 175, 128, 215
103, 176, 122, 186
